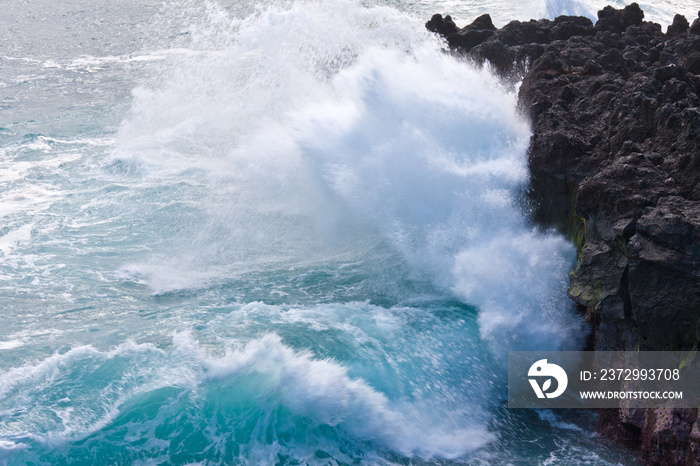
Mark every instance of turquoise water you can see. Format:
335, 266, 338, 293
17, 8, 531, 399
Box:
3, 0, 687, 463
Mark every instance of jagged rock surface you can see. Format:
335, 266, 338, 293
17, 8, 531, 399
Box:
428, 5, 700, 465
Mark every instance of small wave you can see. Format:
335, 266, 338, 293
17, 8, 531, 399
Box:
0, 332, 492, 463
0, 440, 28, 458
114, 263, 220, 295
0, 224, 33, 257
0, 340, 24, 351
544, 0, 596, 20
0, 186, 64, 218
537, 410, 590, 434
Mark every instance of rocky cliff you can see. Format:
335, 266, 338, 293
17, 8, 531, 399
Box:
427, 5, 700, 464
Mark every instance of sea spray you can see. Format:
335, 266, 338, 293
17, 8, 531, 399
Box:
543, 0, 596, 19
114, 0, 585, 351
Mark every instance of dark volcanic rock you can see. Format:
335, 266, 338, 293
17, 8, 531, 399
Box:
628, 197, 700, 351
595, 3, 644, 33
667, 14, 690, 37
467, 13, 496, 31
425, 14, 457, 36
427, 4, 700, 464
427, 13, 499, 52
691, 12, 700, 35
641, 408, 698, 465
426, 13, 458, 37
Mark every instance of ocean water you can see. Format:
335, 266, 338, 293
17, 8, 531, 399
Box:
1, 0, 689, 464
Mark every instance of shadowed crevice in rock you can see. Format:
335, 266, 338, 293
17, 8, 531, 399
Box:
427, 4, 700, 465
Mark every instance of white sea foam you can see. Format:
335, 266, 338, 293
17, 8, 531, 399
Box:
113, 0, 584, 350
537, 410, 591, 434
0, 340, 24, 351
0, 440, 28, 458
0, 224, 33, 257
0, 186, 64, 217
0, 340, 191, 446
543, 0, 596, 19
0, 332, 491, 460
206, 333, 492, 459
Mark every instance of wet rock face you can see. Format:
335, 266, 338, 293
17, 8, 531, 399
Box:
668, 14, 690, 37
595, 2, 644, 33
427, 4, 700, 463
628, 197, 700, 352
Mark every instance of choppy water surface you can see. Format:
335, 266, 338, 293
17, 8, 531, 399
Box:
3, 0, 686, 463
